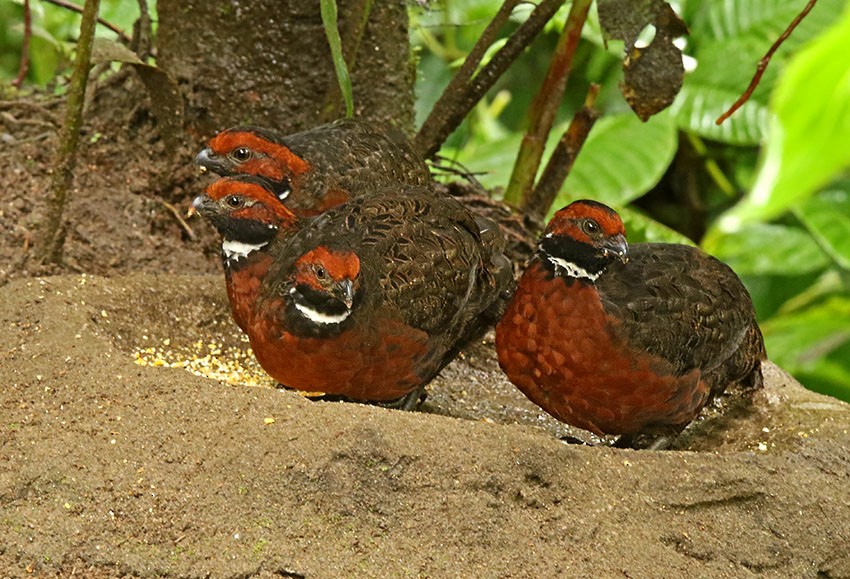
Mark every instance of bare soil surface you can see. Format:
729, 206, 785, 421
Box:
1, 96, 850, 578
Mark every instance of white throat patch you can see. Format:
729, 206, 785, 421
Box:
547, 255, 600, 282
294, 301, 352, 325
222, 239, 268, 262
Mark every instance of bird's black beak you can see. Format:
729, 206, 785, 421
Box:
336, 279, 356, 310
194, 148, 231, 175
601, 233, 628, 263
188, 194, 215, 218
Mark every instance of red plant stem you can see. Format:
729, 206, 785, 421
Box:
524, 83, 600, 224
716, 0, 818, 125
12, 0, 31, 88
503, 0, 592, 207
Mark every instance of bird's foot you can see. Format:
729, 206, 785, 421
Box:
612, 433, 673, 451
373, 385, 428, 411
275, 383, 427, 411
558, 435, 592, 445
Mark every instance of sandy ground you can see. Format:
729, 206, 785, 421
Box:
1, 273, 849, 578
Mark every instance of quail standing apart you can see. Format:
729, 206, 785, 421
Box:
496, 200, 765, 447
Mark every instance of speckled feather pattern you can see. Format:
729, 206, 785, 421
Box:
284, 120, 430, 185
242, 119, 431, 215
249, 188, 512, 401
597, 243, 765, 395
497, 244, 765, 437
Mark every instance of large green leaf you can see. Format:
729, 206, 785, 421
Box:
27, 33, 63, 86
794, 186, 850, 270
763, 296, 850, 364
677, 0, 847, 145
687, 0, 844, 48
616, 206, 694, 245
795, 355, 850, 402
555, 111, 678, 208
704, 222, 830, 276
762, 296, 850, 397
717, 4, 850, 227
672, 82, 769, 145
672, 37, 773, 144
438, 129, 523, 191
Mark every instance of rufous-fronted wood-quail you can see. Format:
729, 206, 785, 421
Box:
190, 176, 300, 333
495, 200, 765, 447
194, 178, 513, 409
194, 119, 431, 216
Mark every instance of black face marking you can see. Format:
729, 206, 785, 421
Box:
283, 284, 355, 338
206, 214, 280, 246
538, 235, 611, 280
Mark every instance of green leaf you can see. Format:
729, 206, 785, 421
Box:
672, 82, 769, 145
320, 0, 354, 118
27, 34, 63, 86
555, 111, 677, 208
717, 4, 850, 227
795, 356, 850, 403
794, 186, 850, 270
688, 0, 846, 51
439, 129, 523, 191
762, 296, 850, 373
415, 56, 454, 129
672, 39, 772, 145
617, 207, 694, 245
761, 295, 850, 400
704, 222, 830, 276
677, 0, 848, 145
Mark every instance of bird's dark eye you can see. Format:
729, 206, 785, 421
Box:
225, 195, 244, 208
582, 219, 600, 235
315, 266, 326, 280
231, 147, 252, 162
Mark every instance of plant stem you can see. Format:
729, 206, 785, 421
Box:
414, 0, 566, 160
716, 0, 818, 125
131, 0, 153, 59
12, 0, 31, 88
685, 133, 736, 197
524, 83, 600, 225
503, 0, 592, 208
37, 0, 101, 265
41, 0, 130, 43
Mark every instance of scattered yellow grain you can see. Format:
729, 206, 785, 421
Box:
132, 334, 276, 388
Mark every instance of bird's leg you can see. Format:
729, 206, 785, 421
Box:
374, 385, 428, 411
558, 435, 592, 445
612, 433, 673, 450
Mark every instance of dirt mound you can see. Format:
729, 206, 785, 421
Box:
1, 273, 849, 577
